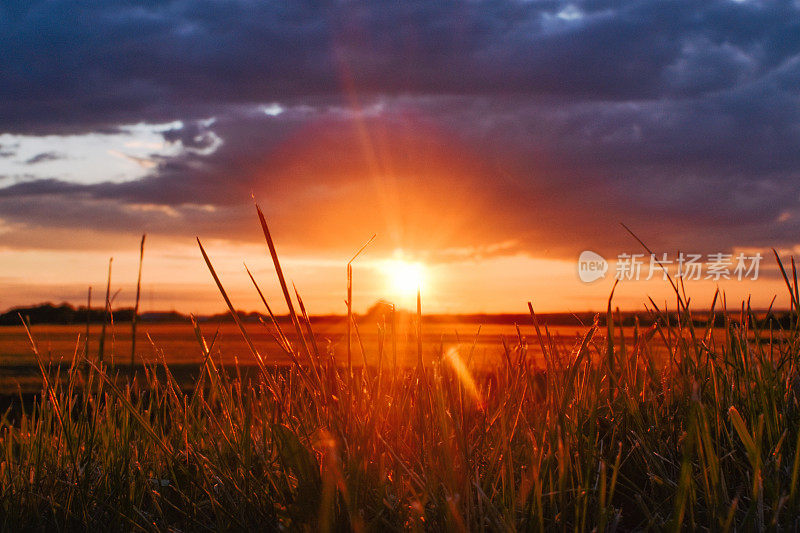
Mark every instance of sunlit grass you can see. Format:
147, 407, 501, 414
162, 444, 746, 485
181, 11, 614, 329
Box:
2, 208, 800, 530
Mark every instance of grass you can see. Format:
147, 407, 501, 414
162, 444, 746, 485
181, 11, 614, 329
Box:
2, 209, 800, 531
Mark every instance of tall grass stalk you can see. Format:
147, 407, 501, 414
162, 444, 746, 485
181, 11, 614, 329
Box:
84, 286, 91, 359
131, 234, 146, 374
346, 233, 375, 390
97, 257, 112, 363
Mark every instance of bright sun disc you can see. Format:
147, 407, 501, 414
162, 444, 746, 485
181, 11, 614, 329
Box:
382, 259, 425, 300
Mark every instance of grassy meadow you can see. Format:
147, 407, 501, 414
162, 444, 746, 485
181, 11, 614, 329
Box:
1, 208, 800, 531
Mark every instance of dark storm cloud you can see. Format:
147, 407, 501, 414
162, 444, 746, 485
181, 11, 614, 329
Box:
3, 92, 800, 258
3, 0, 800, 133
24, 151, 65, 165
0, 143, 17, 158
1, 0, 800, 258
162, 123, 218, 150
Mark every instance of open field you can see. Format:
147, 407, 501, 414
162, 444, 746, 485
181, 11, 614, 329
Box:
0, 321, 591, 363
0, 319, 708, 394
0, 320, 593, 393
3, 285, 800, 530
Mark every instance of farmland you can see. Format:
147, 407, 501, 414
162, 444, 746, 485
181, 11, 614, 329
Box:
0, 320, 597, 392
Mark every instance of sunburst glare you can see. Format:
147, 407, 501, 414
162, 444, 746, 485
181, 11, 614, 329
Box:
381, 254, 425, 306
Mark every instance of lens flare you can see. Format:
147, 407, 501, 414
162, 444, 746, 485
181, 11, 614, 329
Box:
444, 346, 484, 410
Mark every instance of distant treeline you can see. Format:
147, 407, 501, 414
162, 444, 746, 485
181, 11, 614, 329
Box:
1, 302, 797, 329
0, 303, 183, 326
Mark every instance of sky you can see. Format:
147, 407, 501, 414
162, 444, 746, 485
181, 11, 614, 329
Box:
1, 0, 800, 315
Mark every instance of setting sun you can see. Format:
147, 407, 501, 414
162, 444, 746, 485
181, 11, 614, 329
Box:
381, 258, 425, 303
